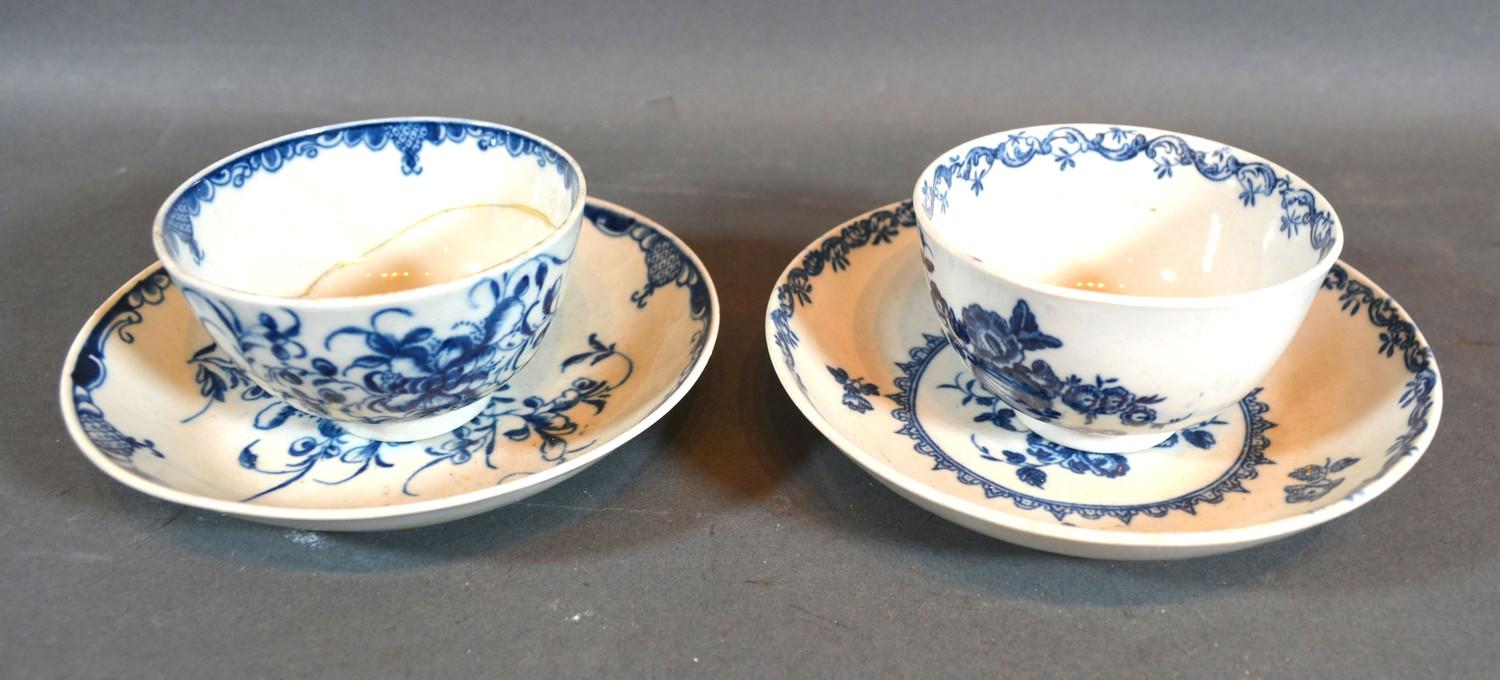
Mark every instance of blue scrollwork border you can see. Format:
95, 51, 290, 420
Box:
919, 126, 1337, 258
68, 270, 175, 466
164, 120, 579, 265
1321, 264, 1439, 491
769, 201, 917, 393
586, 203, 714, 391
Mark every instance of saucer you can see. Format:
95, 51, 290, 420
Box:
61, 198, 718, 531
765, 201, 1442, 559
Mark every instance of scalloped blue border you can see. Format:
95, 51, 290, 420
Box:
1320, 264, 1438, 491
769, 201, 917, 394
919, 126, 1337, 258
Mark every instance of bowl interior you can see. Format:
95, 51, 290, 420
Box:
918, 126, 1339, 298
157, 120, 582, 298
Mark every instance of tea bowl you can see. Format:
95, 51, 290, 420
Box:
152, 117, 586, 441
914, 123, 1343, 453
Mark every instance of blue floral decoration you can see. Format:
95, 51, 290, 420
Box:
1321, 264, 1438, 492
766, 202, 1438, 522
918, 126, 1337, 258
69, 203, 716, 501
164, 121, 579, 265
227, 333, 634, 500
769, 203, 917, 394
181, 252, 567, 424
937, 373, 1022, 431
1284, 457, 1360, 504
892, 333, 1277, 523
827, 365, 881, 413
944, 374, 1228, 488
948, 370, 1230, 486
972, 433, 1129, 490
928, 283, 1165, 428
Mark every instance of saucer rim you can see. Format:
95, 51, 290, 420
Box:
60, 197, 719, 523
764, 200, 1443, 551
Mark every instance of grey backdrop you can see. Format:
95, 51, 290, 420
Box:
3, 1, 1497, 677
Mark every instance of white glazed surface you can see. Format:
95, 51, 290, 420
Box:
62, 200, 718, 531
914, 124, 1344, 450
150, 118, 588, 437
766, 203, 1439, 559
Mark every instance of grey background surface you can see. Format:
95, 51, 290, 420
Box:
3, 1, 1497, 677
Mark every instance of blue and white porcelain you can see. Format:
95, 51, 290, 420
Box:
63, 200, 717, 531
152, 117, 586, 442
766, 202, 1440, 559
915, 125, 1345, 453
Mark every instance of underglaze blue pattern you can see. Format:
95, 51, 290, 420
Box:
768, 203, 1438, 522
919, 126, 1337, 257
892, 333, 1277, 523
770, 203, 916, 392
1322, 264, 1438, 491
585, 205, 708, 312
69, 272, 175, 466
1284, 457, 1360, 503
585, 203, 713, 392
181, 253, 567, 424
182, 344, 271, 422
937, 373, 1022, 431
69, 202, 714, 503
971, 433, 1128, 489
229, 333, 633, 500
942, 371, 1224, 488
928, 284, 1165, 427
164, 121, 578, 265
827, 365, 880, 413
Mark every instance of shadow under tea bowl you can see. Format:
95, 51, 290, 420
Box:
152, 117, 586, 442
914, 123, 1343, 453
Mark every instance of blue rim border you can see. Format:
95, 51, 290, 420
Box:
769, 201, 918, 393
917, 125, 1339, 259
160, 119, 581, 267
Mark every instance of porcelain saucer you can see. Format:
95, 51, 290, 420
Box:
765, 201, 1442, 559
61, 198, 718, 531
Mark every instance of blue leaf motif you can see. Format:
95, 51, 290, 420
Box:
1182, 428, 1216, 449
254, 404, 300, 431
238, 441, 260, 469
1016, 466, 1047, 488
827, 364, 880, 414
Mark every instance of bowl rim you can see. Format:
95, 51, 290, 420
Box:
150, 116, 588, 307
912, 123, 1345, 310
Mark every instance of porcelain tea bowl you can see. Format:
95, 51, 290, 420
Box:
914, 124, 1343, 453
152, 117, 586, 442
